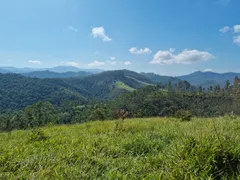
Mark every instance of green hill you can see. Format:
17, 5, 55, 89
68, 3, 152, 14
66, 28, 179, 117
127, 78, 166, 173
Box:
0, 70, 153, 112
0, 73, 87, 112
1, 117, 240, 179
141, 72, 182, 85
41, 69, 153, 99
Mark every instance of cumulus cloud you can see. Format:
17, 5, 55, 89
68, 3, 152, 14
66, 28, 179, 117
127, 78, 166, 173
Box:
107, 60, 117, 65
219, 26, 231, 33
109, 57, 116, 60
92, 26, 112, 42
150, 49, 214, 65
233, 36, 240, 45
220, 24, 240, 46
88, 61, 105, 67
233, 25, 240, 33
110, 61, 116, 65
28, 60, 41, 64
129, 47, 152, 54
68, 26, 78, 32
124, 61, 132, 65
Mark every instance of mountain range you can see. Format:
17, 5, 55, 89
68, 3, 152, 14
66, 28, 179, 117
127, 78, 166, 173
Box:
1, 67, 240, 112
0, 66, 103, 74
1, 66, 240, 87
0, 70, 154, 112
178, 71, 240, 88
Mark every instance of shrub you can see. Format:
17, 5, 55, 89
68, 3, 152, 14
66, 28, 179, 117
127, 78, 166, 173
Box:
28, 128, 48, 142
175, 110, 192, 121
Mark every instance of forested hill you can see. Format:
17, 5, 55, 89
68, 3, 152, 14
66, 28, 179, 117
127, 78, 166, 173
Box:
43, 69, 154, 99
0, 73, 87, 113
0, 70, 154, 112
141, 72, 181, 85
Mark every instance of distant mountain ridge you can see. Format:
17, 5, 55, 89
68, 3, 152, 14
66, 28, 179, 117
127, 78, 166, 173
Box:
1, 66, 240, 88
141, 72, 182, 85
0, 66, 103, 74
22, 70, 92, 79
178, 71, 240, 87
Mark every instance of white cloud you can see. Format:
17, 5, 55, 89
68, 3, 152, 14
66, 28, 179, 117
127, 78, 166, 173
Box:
68, 26, 78, 32
88, 61, 105, 67
203, 68, 213, 72
28, 60, 41, 64
107, 59, 117, 65
109, 57, 116, 60
129, 47, 152, 54
150, 49, 214, 65
124, 61, 132, 65
233, 25, 240, 33
233, 36, 240, 45
61, 61, 80, 67
110, 61, 117, 65
219, 26, 231, 33
92, 26, 112, 42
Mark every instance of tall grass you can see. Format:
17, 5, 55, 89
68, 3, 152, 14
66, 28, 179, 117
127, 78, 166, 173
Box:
0, 117, 240, 179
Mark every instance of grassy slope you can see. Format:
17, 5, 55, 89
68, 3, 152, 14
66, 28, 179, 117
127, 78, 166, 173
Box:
115, 81, 135, 92
1, 117, 240, 179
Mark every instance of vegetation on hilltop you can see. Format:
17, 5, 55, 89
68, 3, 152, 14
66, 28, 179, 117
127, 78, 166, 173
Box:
0, 70, 152, 113
0, 73, 87, 113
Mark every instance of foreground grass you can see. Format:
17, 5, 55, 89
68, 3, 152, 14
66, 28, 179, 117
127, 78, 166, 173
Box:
1, 117, 240, 179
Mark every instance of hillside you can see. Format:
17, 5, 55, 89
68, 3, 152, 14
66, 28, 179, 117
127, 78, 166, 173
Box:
51, 70, 154, 99
0, 70, 154, 112
1, 117, 240, 179
0, 73, 87, 112
142, 72, 182, 85
22, 70, 92, 79
178, 71, 240, 88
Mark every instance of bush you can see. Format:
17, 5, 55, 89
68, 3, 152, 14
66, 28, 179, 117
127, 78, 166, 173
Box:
175, 110, 192, 121
28, 128, 48, 142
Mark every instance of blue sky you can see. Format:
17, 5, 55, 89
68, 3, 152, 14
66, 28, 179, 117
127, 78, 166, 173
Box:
0, 0, 239, 76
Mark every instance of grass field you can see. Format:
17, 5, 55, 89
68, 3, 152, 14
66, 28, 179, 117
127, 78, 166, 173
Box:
115, 81, 135, 92
1, 117, 240, 179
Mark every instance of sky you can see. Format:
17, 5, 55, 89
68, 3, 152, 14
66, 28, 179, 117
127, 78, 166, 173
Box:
0, 0, 239, 76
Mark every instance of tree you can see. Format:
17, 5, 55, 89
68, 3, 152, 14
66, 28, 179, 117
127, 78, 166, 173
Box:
214, 85, 221, 93
24, 102, 57, 128
225, 80, 231, 90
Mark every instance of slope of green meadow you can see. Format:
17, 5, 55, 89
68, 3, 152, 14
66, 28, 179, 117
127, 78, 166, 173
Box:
1, 117, 240, 179
115, 81, 135, 92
